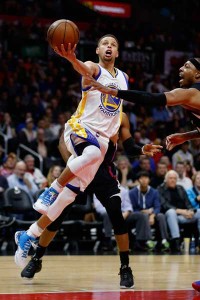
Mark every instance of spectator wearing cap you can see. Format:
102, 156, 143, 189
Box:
129, 171, 170, 252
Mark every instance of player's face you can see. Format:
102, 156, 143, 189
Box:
179, 61, 197, 88
96, 37, 119, 63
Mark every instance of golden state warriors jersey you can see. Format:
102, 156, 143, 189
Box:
67, 65, 128, 142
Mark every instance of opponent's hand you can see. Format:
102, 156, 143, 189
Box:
85, 75, 117, 96
166, 133, 186, 151
54, 43, 77, 63
142, 144, 163, 157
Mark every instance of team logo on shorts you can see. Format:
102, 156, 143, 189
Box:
100, 84, 121, 114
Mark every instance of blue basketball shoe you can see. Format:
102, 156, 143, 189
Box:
15, 231, 36, 268
33, 187, 59, 215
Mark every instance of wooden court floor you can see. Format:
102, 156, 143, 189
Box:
0, 254, 200, 299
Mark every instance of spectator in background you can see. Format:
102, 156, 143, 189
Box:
184, 160, 196, 179
30, 128, 49, 159
129, 171, 169, 252
47, 165, 62, 187
158, 170, 200, 253
132, 156, 154, 179
150, 162, 168, 188
18, 118, 37, 147
133, 131, 144, 148
159, 156, 173, 171
0, 112, 17, 141
146, 74, 169, 93
187, 172, 200, 210
116, 155, 136, 189
7, 161, 39, 203
24, 154, 47, 189
0, 152, 18, 178
172, 141, 194, 169
175, 162, 193, 190
0, 145, 6, 166
0, 174, 8, 209
139, 126, 151, 145
0, 112, 18, 152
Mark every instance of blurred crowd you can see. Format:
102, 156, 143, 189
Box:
0, 0, 200, 254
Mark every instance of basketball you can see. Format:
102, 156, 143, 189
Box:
47, 19, 80, 50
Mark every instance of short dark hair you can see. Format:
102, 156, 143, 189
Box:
97, 34, 119, 47
137, 171, 150, 179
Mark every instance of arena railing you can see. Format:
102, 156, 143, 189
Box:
17, 143, 43, 172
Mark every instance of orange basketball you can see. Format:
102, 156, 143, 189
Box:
47, 19, 80, 50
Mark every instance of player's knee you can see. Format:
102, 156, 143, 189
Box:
83, 145, 101, 164
105, 195, 127, 235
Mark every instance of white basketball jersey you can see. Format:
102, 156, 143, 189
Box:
67, 65, 128, 139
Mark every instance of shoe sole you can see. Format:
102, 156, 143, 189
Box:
33, 203, 48, 215
120, 284, 134, 289
21, 264, 42, 280
15, 231, 21, 245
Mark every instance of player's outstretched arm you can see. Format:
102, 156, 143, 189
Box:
87, 76, 198, 108
166, 130, 200, 151
54, 43, 98, 77
88, 76, 167, 106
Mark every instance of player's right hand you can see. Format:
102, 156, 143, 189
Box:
54, 43, 77, 62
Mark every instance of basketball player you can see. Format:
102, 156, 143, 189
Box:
20, 112, 161, 288
87, 57, 200, 292
88, 57, 200, 144
14, 34, 154, 280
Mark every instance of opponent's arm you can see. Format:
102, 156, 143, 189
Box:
58, 131, 71, 163
120, 113, 162, 157
166, 130, 200, 151
88, 76, 198, 107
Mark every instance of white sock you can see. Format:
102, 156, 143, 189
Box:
162, 239, 167, 244
27, 223, 43, 238
51, 179, 64, 193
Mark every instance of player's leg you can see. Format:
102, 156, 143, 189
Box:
15, 184, 78, 268
34, 143, 103, 214
20, 201, 74, 279
101, 194, 134, 289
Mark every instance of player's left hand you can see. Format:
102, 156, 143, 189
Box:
142, 144, 163, 157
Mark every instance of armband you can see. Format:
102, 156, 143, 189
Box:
123, 137, 142, 157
